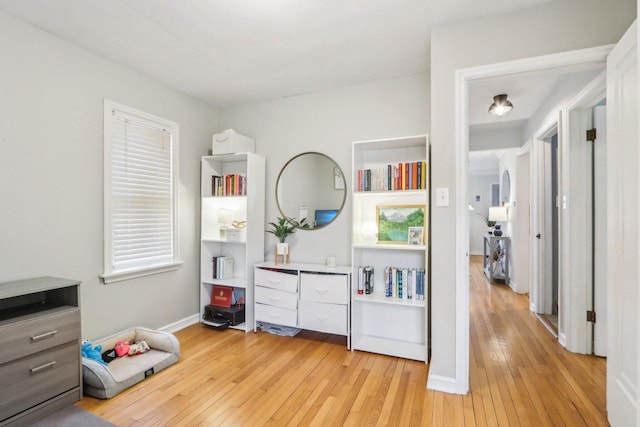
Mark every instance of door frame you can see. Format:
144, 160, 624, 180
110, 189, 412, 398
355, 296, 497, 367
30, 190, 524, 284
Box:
561, 72, 606, 353
451, 45, 613, 394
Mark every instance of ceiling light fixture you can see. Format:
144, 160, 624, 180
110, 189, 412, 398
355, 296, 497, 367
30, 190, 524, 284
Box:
488, 94, 513, 117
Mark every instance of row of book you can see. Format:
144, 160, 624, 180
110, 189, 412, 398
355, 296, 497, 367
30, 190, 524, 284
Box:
211, 174, 247, 196
212, 256, 234, 280
355, 161, 427, 192
356, 265, 426, 300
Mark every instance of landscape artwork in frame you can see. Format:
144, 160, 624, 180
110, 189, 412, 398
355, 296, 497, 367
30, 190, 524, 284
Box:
376, 205, 425, 244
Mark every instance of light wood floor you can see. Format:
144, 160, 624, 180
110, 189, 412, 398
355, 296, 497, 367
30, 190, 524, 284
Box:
77, 257, 608, 426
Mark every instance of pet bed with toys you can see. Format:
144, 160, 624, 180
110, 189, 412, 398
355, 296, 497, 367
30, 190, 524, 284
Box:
81, 326, 180, 399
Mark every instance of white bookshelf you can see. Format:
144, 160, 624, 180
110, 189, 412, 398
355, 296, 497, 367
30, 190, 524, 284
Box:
200, 153, 265, 332
351, 135, 429, 361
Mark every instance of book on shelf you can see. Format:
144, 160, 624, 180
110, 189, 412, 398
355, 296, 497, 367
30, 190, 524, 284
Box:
212, 256, 234, 280
211, 174, 247, 196
357, 266, 374, 295
366, 265, 425, 301
355, 160, 427, 192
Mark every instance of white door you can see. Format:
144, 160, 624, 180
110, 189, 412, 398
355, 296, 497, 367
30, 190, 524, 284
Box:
593, 105, 607, 357
606, 20, 637, 426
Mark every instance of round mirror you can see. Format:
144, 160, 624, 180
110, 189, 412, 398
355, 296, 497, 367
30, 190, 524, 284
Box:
276, 152, 346, 230
501, 170, 511, 204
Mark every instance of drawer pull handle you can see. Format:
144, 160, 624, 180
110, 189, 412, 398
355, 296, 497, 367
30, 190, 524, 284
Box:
31, 330, 58, 342
268, 279, 281, 286
315, 314, 329, 321
269, 313, 281, 319
31, 361, 56, 374
268, 296, 281, 302
315, 288, 329, 294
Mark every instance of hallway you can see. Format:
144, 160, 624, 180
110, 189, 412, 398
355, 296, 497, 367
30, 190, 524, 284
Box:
469, 256, 607, 425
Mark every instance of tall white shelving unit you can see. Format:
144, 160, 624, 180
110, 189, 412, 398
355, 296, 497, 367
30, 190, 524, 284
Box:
351, 135, 429, 361
200, 153, 265, 332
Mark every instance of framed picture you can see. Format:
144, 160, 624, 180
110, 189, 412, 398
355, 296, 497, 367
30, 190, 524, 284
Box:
408, 226, 424, 245
376, 205, 425, 244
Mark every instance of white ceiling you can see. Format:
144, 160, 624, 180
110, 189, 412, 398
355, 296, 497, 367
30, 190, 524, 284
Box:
0, 0, 557, 108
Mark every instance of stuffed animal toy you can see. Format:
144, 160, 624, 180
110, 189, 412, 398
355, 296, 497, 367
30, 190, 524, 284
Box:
82, 340, 107, 366
114, 339, 130, 357
128, 339, 150, 356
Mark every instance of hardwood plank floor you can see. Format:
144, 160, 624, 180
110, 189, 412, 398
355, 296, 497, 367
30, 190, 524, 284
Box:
77, 257, 608, 426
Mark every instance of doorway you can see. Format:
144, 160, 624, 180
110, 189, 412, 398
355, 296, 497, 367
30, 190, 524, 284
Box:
536, 130, 560, 334
449, 45, 613, 395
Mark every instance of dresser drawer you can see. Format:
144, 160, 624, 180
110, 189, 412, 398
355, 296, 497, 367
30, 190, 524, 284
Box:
300, 273, 348, 304
299, 301, 347, 335
0, 341, 80, 421
255, 268, 298, 293
255, 303, 297, 327
0, 307, 80, 364
255, 286, 297, 310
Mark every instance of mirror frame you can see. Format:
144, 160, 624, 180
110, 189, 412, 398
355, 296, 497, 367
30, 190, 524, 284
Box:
502, 169, 511, 204
275, 152, 347, 230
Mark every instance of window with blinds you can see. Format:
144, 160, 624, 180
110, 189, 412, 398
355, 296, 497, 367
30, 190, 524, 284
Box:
102, 100, 182, 283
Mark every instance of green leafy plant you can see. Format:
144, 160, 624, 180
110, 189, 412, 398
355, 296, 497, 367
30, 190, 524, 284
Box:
266, 217, 309, 243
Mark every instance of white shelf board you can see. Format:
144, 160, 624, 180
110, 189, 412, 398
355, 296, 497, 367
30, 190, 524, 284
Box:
352, 336, 425, 361
353, 189, 427, 197
202, 277, 247, 288
202, 238, 246, 244
352, 293, 425, 307
201, 319, 248, 332
352, 243, 426, 251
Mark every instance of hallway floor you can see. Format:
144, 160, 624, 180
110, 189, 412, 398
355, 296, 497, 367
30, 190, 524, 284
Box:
469, 255, 607, 425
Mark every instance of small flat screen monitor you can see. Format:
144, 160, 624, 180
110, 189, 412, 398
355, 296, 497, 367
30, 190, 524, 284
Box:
314, 209, 338, 227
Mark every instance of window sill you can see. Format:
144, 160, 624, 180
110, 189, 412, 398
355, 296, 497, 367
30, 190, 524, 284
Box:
101, 260, 184, 284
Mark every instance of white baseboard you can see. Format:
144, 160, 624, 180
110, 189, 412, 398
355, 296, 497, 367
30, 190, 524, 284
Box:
529, 302, 537, 312
159, 313, 200, 334
558, 332, 567, 348
427, 373, 467, 394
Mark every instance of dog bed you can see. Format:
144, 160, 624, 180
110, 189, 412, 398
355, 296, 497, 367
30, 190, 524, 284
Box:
81, 326, 180, 399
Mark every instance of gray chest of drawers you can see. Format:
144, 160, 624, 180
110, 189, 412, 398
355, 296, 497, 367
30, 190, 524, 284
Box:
0, 277, 81, 427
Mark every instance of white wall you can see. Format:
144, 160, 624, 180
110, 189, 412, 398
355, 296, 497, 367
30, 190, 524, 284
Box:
430, 0, 635, 389
220, 73, 430, 266
0, 11, 219, 339
470, 125, 523, 151
468, 174, 498, 255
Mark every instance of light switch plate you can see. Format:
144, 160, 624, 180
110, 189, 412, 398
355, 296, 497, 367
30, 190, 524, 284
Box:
436, 187, 449, 207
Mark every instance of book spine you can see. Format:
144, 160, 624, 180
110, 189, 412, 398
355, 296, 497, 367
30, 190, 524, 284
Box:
358, 266, 364, 295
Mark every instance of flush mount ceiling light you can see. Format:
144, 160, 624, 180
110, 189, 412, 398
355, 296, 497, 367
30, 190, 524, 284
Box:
488, 94, 514, 117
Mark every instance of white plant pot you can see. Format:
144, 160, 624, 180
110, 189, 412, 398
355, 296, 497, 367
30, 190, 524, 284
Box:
276, 242, 289, 255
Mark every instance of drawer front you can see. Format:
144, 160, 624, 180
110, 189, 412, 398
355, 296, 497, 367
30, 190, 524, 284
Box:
0, 308, 80, 364
300, 273, 348, 304
254, 268, 298, 293
299, 301, 347, 335
255, 303, 297, 327
0, 342, 80, 421
255, 286, 298, 310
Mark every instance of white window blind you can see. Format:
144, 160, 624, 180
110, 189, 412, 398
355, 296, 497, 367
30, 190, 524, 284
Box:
103, 101, 181, 283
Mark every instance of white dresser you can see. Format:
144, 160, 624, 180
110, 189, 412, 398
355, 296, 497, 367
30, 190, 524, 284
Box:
254, 262, 351, 348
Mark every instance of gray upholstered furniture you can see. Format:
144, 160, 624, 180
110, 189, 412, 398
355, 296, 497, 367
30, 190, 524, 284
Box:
81, 326, 179, 399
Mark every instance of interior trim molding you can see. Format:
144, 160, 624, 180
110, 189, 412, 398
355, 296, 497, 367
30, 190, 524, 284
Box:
449, 44, 614, 396
426, 374, 462, 394
160, 314, 200, 334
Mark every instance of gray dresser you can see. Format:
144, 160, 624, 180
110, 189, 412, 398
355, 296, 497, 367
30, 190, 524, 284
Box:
0, 277, 81, 426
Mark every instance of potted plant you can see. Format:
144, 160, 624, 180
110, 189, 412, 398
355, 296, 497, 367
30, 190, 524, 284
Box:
267, 217, 309, 262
